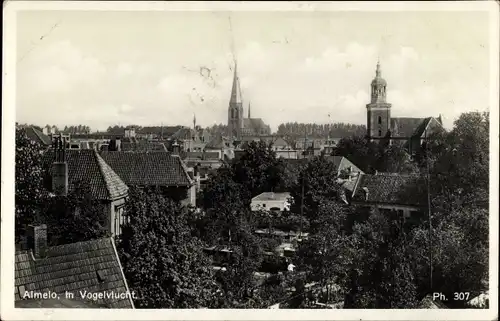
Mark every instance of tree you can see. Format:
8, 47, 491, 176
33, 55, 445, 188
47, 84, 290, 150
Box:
118, 187, 219, 308
201, 165, 249, 210
40, 182, 108, 246
289, 156, 342, 222
334, 136, 381, 173
15, 128, 45, 242
377, 144, 420, 174
343, 210, 419, 308
232, 141, 286, 196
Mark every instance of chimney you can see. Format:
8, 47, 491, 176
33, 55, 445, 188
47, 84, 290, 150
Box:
362, 187, 369, 201
115, 137, 121, 151
52, 136, 68, 196
27, 224, 48, 259
172, 141, 180, 155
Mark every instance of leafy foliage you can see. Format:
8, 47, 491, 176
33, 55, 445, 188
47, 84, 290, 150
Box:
40, 183, 108, 246
15, 128, 46, 242
276, 122, 366, 139
118, 187, 219, 308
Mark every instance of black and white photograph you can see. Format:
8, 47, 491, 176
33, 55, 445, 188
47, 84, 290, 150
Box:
1, 1, 498, 320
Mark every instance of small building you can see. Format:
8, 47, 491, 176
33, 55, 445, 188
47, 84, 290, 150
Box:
350, 173, 427, 223
15, 225, 134, 309
100, 151, 196, 207
251, 192, 293, 212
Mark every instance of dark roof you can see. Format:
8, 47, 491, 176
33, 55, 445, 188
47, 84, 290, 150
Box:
181, 151, 220, 160
325, 156, 364, 175
390, 117, 427, 138
351, 173, 427, 207
42, 150, 128, 200
170, 127, 197, 140
100, 151, 193, 187
121, 141, 167, 152
25, 127, 52, 146
243, 118, 268, 131
205, 134, 230, 149
15, 237, 134, 309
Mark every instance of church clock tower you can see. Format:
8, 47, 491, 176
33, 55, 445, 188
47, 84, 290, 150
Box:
366, 60, 391, 140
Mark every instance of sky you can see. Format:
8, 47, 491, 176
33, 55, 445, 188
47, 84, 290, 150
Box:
16, 9, 491, 132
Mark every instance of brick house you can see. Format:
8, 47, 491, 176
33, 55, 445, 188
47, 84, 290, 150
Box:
41, 147, 129, 238
99, 151, 196, 207
15, 224, 134, 308
350, 173, 427, 224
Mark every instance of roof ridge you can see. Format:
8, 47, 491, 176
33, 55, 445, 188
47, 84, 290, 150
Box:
172, 155, 194, 186
94, 150, 128, 200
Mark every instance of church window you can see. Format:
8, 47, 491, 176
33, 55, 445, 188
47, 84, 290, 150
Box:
378, 116, 382, 124
378, 130, 382, 136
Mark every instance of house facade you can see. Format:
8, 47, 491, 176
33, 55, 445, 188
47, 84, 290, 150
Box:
251, 192, 293, 212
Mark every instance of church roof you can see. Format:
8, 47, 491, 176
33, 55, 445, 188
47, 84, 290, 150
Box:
230, 64, 243, 105
243, 118, 268, 131
390, 117, 428, 138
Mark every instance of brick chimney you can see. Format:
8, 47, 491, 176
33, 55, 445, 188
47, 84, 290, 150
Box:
362, 187, 369, 201
52, 136, 68, 196
27, 224, 48, 259
172, 141, 180, 156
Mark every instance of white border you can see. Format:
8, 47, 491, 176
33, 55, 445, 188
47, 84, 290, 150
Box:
2, 1, 498, 320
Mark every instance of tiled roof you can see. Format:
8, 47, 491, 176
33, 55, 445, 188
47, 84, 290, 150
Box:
351, 173, 427, 207
325, 156, 364, 175
390, 117, 427, 138
181, 151, 220, 160
42, 150, 128, 200
25, 127, 52, 146
170, 127, 197, 140
418, 295, 448, 309
243, 118, 268, 131
16, 298, 106, 308
121, 142, 167, 152
205, 134, 231, 149
100, 151, 193, 187
15, 237, 134, 309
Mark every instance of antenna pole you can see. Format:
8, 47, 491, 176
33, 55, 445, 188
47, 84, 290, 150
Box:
425, 127, 433, 291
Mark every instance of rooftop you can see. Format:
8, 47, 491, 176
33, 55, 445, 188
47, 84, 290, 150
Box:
15, 237, 134, 309
252, 192, 291, 202
100, 151, 193, 187
351, 173, 427, 207
41, 149, 129, 200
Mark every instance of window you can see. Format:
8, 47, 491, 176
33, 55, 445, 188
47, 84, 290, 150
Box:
115, 205, 126, 236
378, 130, 382, 136
378, 116, 382, 124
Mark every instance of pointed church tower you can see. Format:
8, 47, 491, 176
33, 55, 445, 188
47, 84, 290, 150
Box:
366, 59, 392, 140
227, 62, 244, 139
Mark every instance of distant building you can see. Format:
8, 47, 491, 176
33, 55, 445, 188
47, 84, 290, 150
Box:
204, 134, 234, 161
251, 192, 293, 212
41, 145, 129, 237
227, 63, 271, 139
100, 151, 196, 207
15, 226, 134, 309
365, 60, 444, 155
23, 126, 52, 147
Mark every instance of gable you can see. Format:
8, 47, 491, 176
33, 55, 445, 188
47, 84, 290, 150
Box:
42, 149, 128, 200
390, 117, 427, 138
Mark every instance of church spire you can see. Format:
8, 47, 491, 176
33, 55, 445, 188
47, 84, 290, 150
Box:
230, 62, 243, 105
376, 58, 381, 78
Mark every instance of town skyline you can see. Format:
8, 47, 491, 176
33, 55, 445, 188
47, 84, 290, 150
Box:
16, 10, 490, 132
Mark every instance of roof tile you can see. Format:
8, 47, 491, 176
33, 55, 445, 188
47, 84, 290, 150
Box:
42, 149, 128, 200
100, 151, 192, 187
14, 237, 133, 309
